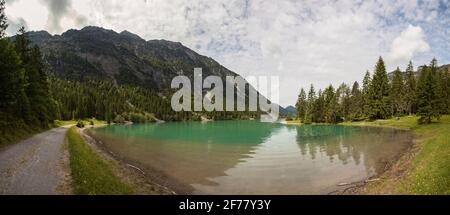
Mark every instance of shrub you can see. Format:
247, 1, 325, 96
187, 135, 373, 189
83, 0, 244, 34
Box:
76, 120, 85, 128
113, 114, 125, 124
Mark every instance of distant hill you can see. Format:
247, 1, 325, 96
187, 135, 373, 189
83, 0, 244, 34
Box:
279, 105, 296, 116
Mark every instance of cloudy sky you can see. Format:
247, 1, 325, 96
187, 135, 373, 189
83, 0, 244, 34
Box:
4, 0, 450, 106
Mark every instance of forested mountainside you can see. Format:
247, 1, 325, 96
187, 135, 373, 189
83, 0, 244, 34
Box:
25, 26, 265, 121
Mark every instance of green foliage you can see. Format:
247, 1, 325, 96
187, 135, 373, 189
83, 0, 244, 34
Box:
390, 67, 406, 116
66, 127, 133, 195
417, 64, 440, 124
295, 88, 307, 122
113, 114, 126, 124
294, 57, 449, 124
76, 120, 85, 128
349, 81, 363, 119
404, 61, 417, 115
362, 71, 371, 116
0, 24, 55, 143
368, 57, 391, 120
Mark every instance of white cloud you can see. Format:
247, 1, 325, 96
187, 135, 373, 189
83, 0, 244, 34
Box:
387, 25, 430, 65
4, 0, 448, 106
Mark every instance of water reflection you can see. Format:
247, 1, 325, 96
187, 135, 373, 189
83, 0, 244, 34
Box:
90, 122, 413, 194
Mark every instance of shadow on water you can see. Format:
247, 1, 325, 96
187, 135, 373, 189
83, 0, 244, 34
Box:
89, 121, 413, 194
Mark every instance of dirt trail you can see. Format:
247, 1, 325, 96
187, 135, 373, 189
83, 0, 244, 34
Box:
0, 126, 72, 195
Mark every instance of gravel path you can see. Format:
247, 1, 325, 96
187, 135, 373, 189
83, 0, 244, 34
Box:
0, 126, 72, 195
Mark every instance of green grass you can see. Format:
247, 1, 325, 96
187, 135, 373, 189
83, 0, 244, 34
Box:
66, 127, 133, 195
344, 115, 450, 194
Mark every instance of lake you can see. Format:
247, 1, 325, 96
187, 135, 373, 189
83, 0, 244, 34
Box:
88, 121, 413, 194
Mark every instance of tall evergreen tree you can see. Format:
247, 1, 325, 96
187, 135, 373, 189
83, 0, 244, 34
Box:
416, 65, 440, 124
368, 57, 391, 120
404, 61, 417, 115
390, 67, 405, 116
313, 90, 325, 123
323, 85, 339, 123
337, 83, 351, 121
295, 88, 307, 121
350, 81, 363, 119
14, 27, 30, 64
27, 45, 56, 126
441, 68, 450, 114
304, 84, 316, 124
430, 58, 446, 114
362, 71, 371, 117
0, 39, 26, 125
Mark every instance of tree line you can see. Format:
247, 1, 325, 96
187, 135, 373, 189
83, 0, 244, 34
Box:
295, 57, 450, 124
1, 2, 56, 133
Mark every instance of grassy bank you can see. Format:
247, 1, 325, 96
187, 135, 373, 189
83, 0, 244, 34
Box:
343, 115, 450, 194
66, 127, 133, 195
0, 118, 106, 149
0, 124, 53, 149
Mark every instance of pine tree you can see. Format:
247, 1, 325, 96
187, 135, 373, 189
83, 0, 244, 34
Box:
404, 61, 417, 115
368, 57, 391, 120
0, 40, 26, 125
430, 58, 446, 114
295, 88, 307, 121
362, 71, 371, 117
0, 0, 7, 38
15, 27, 30, 64
323, 85, 338, 123
306, 84, 316, 122
441, 68, 450, 114
28, 45, 56, 126
416, 65, 440, 124
313, 90, 325, 123
390, 67, 405, 116
337, 83, 351, 121
350, 81, 363, 119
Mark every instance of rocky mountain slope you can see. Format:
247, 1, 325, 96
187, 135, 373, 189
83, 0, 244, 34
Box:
27, 26, 240, 91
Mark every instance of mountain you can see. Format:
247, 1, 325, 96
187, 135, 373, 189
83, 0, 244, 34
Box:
284, 106, 297, 115
26, 26, 241, 92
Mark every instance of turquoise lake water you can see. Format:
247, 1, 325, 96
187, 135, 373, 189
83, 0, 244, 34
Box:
89, 121, 413, 194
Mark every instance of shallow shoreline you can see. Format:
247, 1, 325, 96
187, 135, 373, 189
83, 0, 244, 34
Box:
80, 127, 191, 195
337, 120, 420, 194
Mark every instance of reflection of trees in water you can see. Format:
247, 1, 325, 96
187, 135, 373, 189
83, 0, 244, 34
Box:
295, 125, 413, 174
92, 121, 285, 186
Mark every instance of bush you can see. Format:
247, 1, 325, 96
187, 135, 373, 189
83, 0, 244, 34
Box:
113, 114, 125, 124
129, 112, 146, 123
76, 120, 85, 128
89, 120, 94, 126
